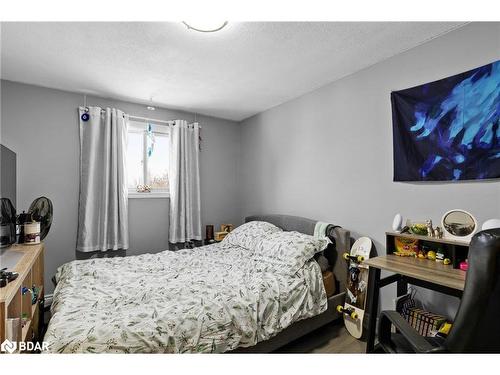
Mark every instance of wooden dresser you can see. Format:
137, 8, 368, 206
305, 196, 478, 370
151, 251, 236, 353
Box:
0, 243, 44, 351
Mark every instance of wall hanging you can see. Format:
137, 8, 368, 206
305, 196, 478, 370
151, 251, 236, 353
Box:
391, 60, 499, 181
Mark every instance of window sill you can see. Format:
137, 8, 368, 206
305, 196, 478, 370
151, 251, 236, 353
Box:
128, 192, 170, 199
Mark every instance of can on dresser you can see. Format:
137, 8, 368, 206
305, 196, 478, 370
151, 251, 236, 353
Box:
24, 220, 41, 244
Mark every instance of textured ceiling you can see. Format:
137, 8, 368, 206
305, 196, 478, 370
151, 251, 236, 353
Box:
0, 22, 465, 121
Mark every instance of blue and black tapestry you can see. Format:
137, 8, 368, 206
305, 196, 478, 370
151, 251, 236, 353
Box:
391, 60, 499, 181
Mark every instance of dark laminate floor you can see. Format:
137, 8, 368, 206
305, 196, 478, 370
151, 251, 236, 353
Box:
276, 321, 366, 353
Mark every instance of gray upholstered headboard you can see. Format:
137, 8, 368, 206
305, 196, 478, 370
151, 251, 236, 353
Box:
245, 214, 350, 293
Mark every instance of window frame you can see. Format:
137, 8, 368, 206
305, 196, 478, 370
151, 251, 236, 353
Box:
127, 121, 170, 199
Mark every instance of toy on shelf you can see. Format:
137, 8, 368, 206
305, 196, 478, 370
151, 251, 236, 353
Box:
394, 237, 419, 257
426, 220, 434, 237
459, 260, 469, 271
409, 222, 428, 236
393, 238, 453, 265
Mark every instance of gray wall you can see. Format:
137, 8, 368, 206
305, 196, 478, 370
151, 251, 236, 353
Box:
240, 22, 500, 316
2, 22, 499, 315
0, 80, 242, 293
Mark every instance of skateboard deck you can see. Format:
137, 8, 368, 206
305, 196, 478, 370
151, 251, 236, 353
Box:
337, 237, 372, 339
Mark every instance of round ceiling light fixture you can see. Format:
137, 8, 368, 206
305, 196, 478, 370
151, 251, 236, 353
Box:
182, 21, 228, 33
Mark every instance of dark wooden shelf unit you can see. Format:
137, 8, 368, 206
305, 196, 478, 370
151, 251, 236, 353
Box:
386, 231, 470, 269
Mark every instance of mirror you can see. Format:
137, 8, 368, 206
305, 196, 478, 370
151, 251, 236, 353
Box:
441, 210, 477, 241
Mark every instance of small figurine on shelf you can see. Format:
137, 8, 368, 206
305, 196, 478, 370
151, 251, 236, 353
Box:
436, 248, 446, 262
416, 249, 427, 259
426, 219, 434, 237
459, 259, 469, 271
434, 226, 443, 239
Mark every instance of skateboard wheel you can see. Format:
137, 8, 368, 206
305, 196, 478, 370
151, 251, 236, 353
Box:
357, 255, 365, 262
343, 253, 350, 260
336, 305, 344, 313
350, 312, 358, 320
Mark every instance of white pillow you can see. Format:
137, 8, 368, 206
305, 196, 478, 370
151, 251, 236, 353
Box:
222, 220, 282, 249
252, 231, 331, 274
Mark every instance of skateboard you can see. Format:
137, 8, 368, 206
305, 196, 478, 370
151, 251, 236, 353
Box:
336, 237, 372, 339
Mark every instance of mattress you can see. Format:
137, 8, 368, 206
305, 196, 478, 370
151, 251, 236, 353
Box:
43, 241, 327, 353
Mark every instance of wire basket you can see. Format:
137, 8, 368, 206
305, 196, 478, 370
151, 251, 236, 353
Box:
395, 291, 446, 337
406, 308, 447, 337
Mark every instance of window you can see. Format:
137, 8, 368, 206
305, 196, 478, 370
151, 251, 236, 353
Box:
127, 121, 169, 197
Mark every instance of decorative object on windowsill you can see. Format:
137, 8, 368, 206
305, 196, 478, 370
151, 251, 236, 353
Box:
481, 218, 500, 230
441, 209, 477, 242
205, 225, 215, 243
136, 184, 151, 193
392, 213, 403, 232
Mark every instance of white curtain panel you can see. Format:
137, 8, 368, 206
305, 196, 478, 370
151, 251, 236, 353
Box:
77, 106, 129, 252
168, 120, 202, 243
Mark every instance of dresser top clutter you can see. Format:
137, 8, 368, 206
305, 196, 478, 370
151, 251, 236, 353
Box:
0, 244, 44, 304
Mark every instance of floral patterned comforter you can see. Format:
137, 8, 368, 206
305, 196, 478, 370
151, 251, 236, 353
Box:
43, 241, 327, 353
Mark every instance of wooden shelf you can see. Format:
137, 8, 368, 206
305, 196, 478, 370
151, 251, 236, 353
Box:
385, 231, 470, 246
386, 231, 470, 269
0, 244, 44, 305
1, 243, 44, 345
365, 254, 466, 291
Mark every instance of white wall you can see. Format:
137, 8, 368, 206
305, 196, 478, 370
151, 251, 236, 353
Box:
240, 22, 500, 316
0, 80, 242, 292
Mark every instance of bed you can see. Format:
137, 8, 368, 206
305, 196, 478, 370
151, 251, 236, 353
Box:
43, 214, 349, 353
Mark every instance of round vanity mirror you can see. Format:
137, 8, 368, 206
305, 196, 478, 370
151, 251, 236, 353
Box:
441, 209, 477, 242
